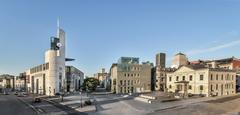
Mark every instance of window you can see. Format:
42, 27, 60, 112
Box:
182, 76, 185, 81
210, 85, 213, 91
216, 84, 218, 90
189, 85, 192, 90
221, 74, 223, 80
128, 80, 130, 85
210, 74, 213, 80
124, 80, 126, 85
200, 75, 204, 80
169, 85, 172, 89
124, 74, 126, 77
176, 76, 179, 81
161, 78, 164, 82
169, 77, 172, 82
189, 75, 193, 81
120, 80, 123, 85
232, 75, 234, 80
200, 85, 203, 90
216, 74, 218, 80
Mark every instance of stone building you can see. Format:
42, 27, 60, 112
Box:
0, 74, 15, 92
111, 57, 152, 94
167, 65, 236, 97
94, 68, 108, 88
65, 66, 84, 92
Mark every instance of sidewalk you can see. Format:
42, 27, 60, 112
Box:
46, 93, 96, 113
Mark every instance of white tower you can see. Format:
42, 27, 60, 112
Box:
44, 19, 66, 95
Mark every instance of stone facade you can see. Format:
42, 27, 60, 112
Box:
111, 57, 152, 94
166, 65, 236, 97
66, 66, 84, 92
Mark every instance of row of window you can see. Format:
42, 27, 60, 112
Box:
124, 73, 140, 77
210, 74, 235, 81
119, 86, 134, 93
210, 83, 234, 91
119, 80, 140, 86
169, 85, 204, 90
30, 63, 49, 74
169, 75, 203, 82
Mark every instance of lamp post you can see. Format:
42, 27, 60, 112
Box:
79, 89, 83, 108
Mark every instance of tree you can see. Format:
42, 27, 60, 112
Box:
82, 78, 99, 92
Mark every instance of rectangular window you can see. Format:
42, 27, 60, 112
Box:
120, 80, 122, 85
200, 85, 203, 90
216, 74, 218, 80
176, 76, 179, 81
189, 85, 192, 90
169, 77, 172, 82
189, 75, 193, 81
200, 75, 204, 80
210, 74, 213, 80
182, 76, 185, 81
216, 84, 218, 90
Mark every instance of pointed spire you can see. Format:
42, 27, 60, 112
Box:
57, 17, 60, 38
57, 17, 60, 29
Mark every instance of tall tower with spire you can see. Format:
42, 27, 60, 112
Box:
44, 19, 66, 95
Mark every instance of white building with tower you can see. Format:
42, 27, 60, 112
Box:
21, 21, 82, 96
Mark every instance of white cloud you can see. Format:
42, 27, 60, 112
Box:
186, 40, 240, 55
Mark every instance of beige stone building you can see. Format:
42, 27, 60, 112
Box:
167, 65, 236, 97
111, 57, 152, 94
94, 68, 108, 87
0, 74, 15, 90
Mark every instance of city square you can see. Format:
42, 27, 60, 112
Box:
1, 1, 240, 115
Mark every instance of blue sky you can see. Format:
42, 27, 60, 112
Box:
1, 0, 240, 76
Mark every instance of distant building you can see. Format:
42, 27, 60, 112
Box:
94, 68, 108, 88
155, 67, 175, 91
154, 53, 176, 92
172, 52, 189, 68
111, 57, 152, 94
65, 66, 84, 92
156, 53, 166, 68
15, 73, 27, 91
167, 65, 236, 97
0, 74, 15, 92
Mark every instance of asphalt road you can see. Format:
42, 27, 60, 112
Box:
0, 94, 37, 115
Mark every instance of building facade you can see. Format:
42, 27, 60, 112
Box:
94, 68, 108, 88
167, 65, 236, 97
66, 66, 84, 92
0, 74, 15, 92
172, 53, 189, 68
23, 24, 66, 96
111, 57, 152, 94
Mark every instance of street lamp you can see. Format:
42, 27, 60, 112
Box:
79, 89, 83, 108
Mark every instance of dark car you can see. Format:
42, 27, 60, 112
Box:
33, 97, 41, 103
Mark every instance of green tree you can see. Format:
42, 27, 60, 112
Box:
82, 78, 99, 92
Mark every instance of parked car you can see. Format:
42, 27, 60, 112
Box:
33, 97, 41, 103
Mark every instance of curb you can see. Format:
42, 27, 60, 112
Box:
17, 97, 43, 115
